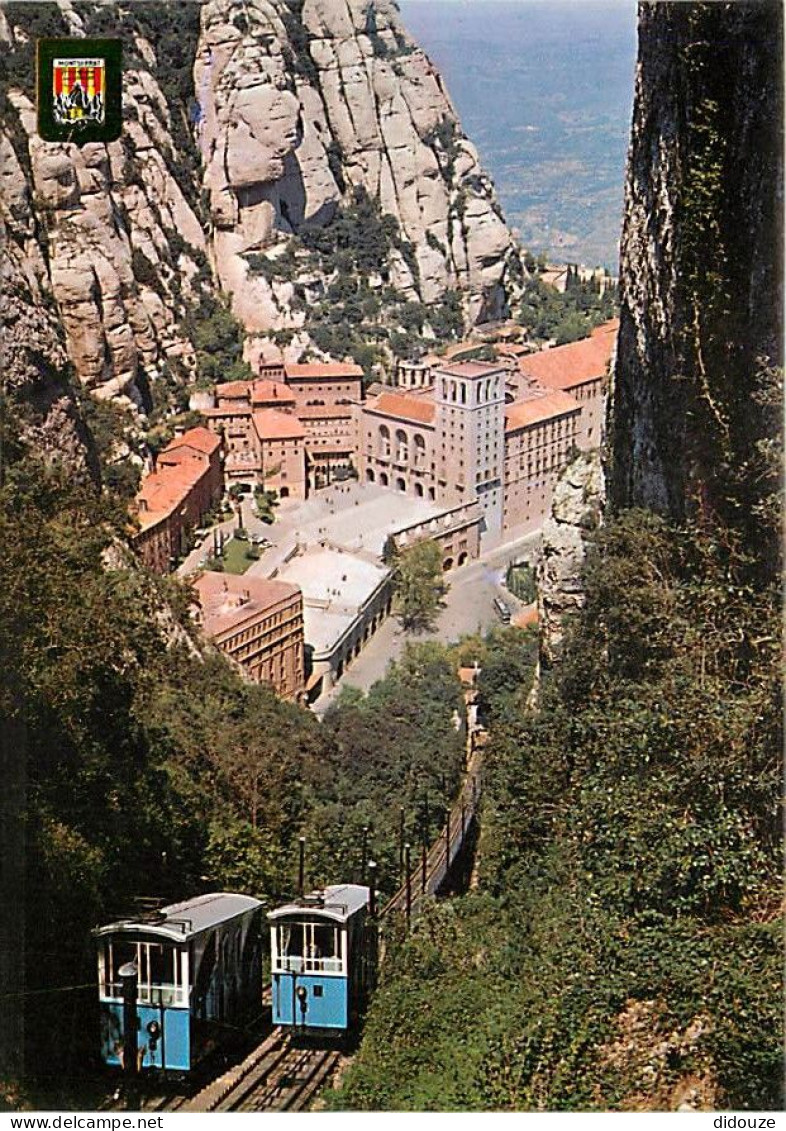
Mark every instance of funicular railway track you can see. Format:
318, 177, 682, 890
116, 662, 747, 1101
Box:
114, 741, 484, 1113
383, 745, 483, 922
179, 1028, 341, 1112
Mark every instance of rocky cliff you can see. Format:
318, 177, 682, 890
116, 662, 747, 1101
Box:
197, 0, 520, 334
537, 449, 604, 668
0, 0, 522, 423
607, 1, 782, 558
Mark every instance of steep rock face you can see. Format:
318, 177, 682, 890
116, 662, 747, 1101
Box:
1, 1, 522, 408
608, 1, 782, 548
1, 3, 213, 408
0, 126, 96, 476
196, 0, 521, 332
537, 450, 604, 668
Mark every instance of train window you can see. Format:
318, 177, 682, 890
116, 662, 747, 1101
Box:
105, 939, 136, 997
102, 938, 182, 1005
274, 921, 344, 974
148, 944, 176, 992
312, 924, 336, 959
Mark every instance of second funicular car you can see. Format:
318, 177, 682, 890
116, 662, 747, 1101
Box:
268, 884, 376, 1036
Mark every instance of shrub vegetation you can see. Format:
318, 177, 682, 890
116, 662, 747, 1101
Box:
331, 510, 782, 1111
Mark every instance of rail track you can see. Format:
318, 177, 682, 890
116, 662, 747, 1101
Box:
383, 745, 482, 922
178, 1029, 341, 1112
107, 740, 484, 1114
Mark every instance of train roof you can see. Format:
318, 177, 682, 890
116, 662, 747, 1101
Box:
94, 892, 262, 942
267, 884, 369, 924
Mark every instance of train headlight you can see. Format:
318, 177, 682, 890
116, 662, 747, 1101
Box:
146, 1020, 161, 1049
296, 985, 308, 1014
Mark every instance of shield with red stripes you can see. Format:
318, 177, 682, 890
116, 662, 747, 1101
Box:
52, 56, 106, 126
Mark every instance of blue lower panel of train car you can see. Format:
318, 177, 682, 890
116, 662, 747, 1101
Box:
272, 973, 348, 1031
99, 1002, 190, 1071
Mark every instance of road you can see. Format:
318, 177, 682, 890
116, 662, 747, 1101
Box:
311, 531, 541, 715
176, 486, 540, 718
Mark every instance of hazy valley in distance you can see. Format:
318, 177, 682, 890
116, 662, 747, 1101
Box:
399, 0, 637, 270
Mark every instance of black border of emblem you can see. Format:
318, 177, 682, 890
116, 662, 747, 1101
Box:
37, 38, 122, 144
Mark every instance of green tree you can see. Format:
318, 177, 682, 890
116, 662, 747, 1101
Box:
183, 294, 251, 385
392, 539, 445, 632
332, 510, 782, 1112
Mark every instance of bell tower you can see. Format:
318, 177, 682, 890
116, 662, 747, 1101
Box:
434, 361, 505, 539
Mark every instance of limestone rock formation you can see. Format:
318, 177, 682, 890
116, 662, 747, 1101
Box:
608, 1, 782, 550
0, 129, 97, 476
537, 449, 604, 667
1, 3, 210, 410
193, 0, 521, 331
1, 0, 523, 411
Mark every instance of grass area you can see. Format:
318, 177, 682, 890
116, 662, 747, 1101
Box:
207, 535, 258, 575
505, 562, 537, 603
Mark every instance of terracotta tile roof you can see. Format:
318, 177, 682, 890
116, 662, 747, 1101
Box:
163, 426, 221, 457
202, 405, 252, 418
215, 380, 252, 400
517, 319, 617, 390
435, 360, 506, 380
250, 379, 295, 406
512, 604, 539, 629
285, 362, 364, 380
135, 460, 206, 527
367, 391, 436, 426
253, 409, 306, 441
193, 571, 301, 637
495, 342, 536, 358
504, 390, 581, 433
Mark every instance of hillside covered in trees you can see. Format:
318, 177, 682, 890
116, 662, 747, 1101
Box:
332, 508, 781, 1110
0, 416, 470, 1103
328, 0, 783, 1112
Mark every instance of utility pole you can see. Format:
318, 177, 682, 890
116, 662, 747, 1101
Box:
298, 836, 306, 898
404, 843, 412, 931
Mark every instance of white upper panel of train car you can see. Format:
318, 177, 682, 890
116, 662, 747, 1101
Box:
268, 884, 369, 924
94, 892, 262, 941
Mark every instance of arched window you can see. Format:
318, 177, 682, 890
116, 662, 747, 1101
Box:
379, 425, 390, 458
366, 468, 375, 483
395, 429, 408, 463
414, 482, 424, 498
413, 433, 426, 467
396, 477, 406, 492
380, 472, 389, 487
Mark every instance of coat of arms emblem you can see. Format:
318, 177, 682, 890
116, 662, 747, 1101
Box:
37, 39, 122, 143
52, 57, 106, 127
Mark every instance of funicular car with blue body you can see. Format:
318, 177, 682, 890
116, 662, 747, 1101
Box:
268, 884, 375, 1036
94, 892, 262, 1072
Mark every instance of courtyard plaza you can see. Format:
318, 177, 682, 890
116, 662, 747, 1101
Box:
311, 528, 542, 715
252, 480, 446, 562
179, 480, 540, 706
178, 482, 446, 576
